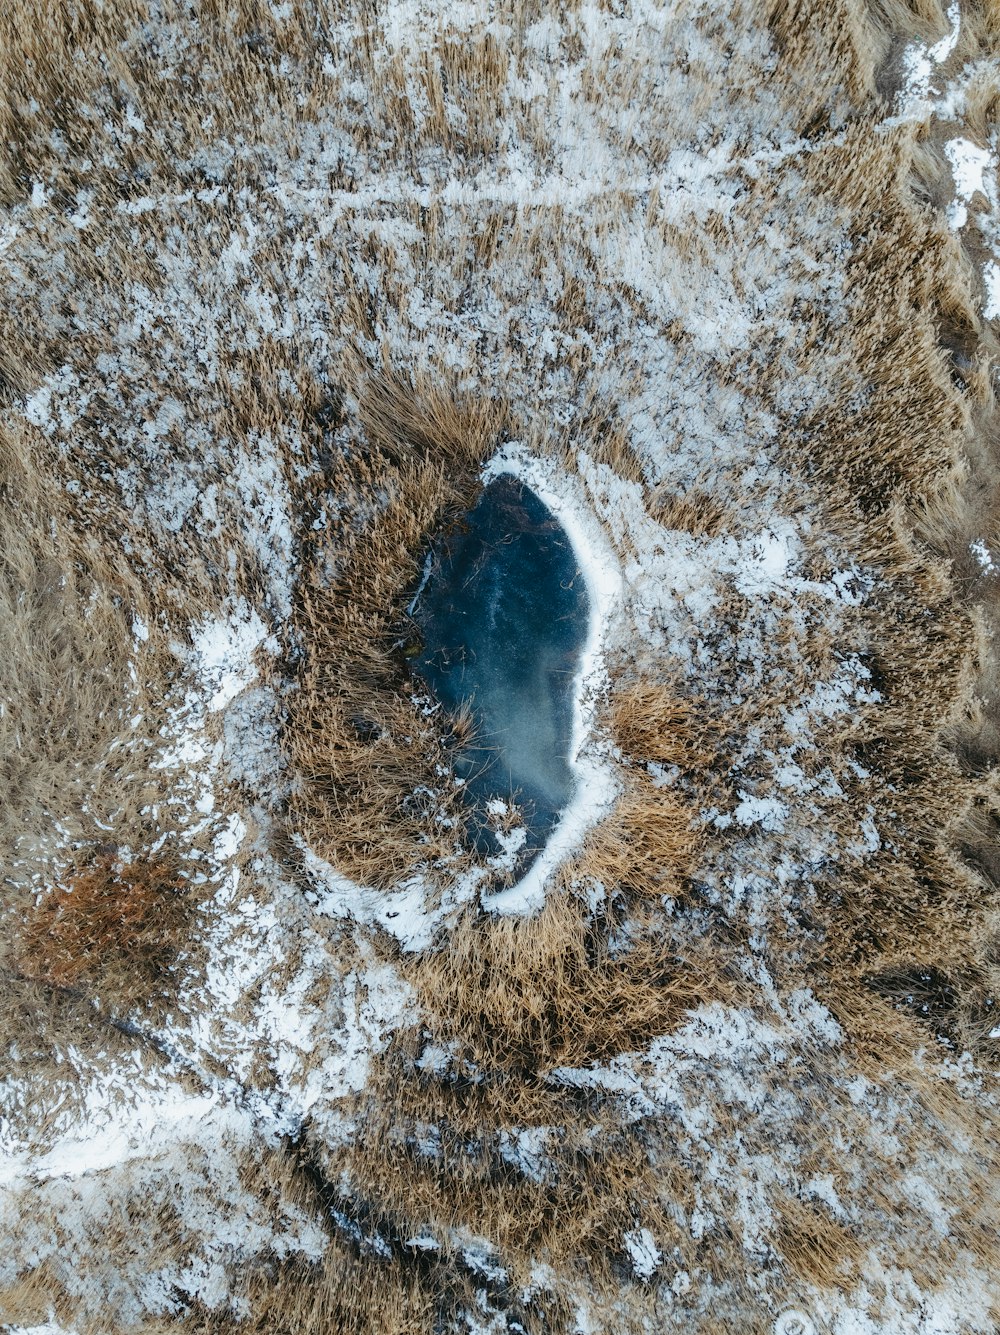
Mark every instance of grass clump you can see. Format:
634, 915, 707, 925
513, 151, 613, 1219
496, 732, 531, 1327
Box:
16, 853, 189, 997
286, 374, 510, 889
410, 889, 732, 1073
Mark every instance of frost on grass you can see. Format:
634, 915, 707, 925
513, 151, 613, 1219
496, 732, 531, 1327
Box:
1, 1, 1000, 1333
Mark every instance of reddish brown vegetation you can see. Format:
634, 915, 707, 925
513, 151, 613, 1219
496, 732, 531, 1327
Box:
17, 854, 187, 992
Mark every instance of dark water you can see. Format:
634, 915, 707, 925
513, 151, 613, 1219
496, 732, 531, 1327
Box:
410, 474, 589, 859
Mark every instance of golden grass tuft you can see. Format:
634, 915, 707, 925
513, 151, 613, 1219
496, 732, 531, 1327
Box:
200, 1245, 434, 1335
648, 485, 733, 538
0, 1264, 78, 1335
571, 776, 702, 901
563, 683, 715, 903
351, 367, 506, 476
774, 1195, 863, 1290
409, 888, 733, 1073
609, 681, 716, 773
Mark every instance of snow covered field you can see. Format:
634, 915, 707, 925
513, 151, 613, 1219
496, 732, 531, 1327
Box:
1, 1, 999, 1332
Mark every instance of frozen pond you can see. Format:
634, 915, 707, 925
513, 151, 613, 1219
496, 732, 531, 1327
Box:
411, 473, 589, 863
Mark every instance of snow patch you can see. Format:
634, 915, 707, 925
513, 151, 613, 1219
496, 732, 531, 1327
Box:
191, 601, 275, 713
984, 262, 1000, 321
896, 2, 961, 122
623, 1227, 661, 1279
944, 136, 993, 229
970, 538, 996, 573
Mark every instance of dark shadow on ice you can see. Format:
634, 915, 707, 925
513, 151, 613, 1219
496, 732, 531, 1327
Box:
410, 473, 589, 869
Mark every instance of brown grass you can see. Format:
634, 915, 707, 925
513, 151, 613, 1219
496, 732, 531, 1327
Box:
609, 680, 717, 774
298, 1052, 706, 1329
197, 1246, 434, 1335
324, 711, 740, 1322
571, 776, 702, 900
408, 889, 734, 1074
775, 1195, 863, 1289
0, 1264, 78, 1335
567, 683, 716, 903
285, 373, 510, 888
16, 853, 190, 996
305, 670, 738, 1324
648, 486, 733, 538
0, 429, 150, 873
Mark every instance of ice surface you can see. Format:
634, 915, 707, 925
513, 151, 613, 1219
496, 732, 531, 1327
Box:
412, 473, 589, 863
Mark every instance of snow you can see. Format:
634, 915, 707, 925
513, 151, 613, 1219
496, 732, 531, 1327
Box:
732, 793, 789, 833
230, 435, 296, 619
807, 1253, 997, 1334
3, 1089, 240, 1185
622, 1227, 661, 1280
773, 1313, 817, 1335
932, 88, 1000, 331
406, 548, 435, 615
944, 137, 992, 229
297, 835, 478, 952
984, 262, 1000, 320
4, 1323, 78, 1335
896, 1, 961, 122
190, 601, 275, 713
498, 1126, 553, 1185
970, 538, 996, 573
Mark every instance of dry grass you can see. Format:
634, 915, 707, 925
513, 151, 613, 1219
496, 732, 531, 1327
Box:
569, 683, 716, 903
15, 853, 189, 996
195, 1246, 434, 1335
0, 1140, 340, 1335
648, 485, 734, 539
571, 776, 702, 900
288, 686, 738, 1327
285, 374, 510, 887
0, 430, 148, 874
408, 888, 734, 1073
609, 680, 718, 775
296, 1054, 708, 1331
775, 1195, 863, 1289
0, 1264, 78, 1335
314, 681, 741, 1324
